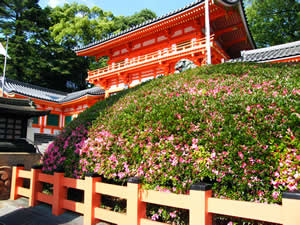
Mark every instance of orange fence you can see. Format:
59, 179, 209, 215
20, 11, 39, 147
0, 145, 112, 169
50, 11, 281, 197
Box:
10, 165, 300, 225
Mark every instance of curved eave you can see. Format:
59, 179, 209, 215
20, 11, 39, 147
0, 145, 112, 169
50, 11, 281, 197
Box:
7, 90, 104, 106
75, 0, 207, 56
237, 0, 256, 49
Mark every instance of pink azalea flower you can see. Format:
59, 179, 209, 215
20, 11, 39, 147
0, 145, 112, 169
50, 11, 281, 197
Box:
151, 213, 159, 221
170, 211, 177, 218
272, 191, 279, 199
238, 152, 244, 160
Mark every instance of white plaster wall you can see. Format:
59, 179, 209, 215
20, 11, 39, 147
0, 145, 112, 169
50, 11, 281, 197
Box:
43, 128, 51, 134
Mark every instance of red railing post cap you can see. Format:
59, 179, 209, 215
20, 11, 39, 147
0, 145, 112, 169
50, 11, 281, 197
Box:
282, 190, 300, 200
32, 164, 43, 169
190, 183, 212, 191
128, 177, 141, 184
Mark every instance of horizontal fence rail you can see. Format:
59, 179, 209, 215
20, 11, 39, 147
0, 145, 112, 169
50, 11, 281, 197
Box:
10, 165, 300, 225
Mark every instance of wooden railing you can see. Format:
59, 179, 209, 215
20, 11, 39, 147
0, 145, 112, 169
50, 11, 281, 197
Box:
10, 165, 300, 225
88, 36, 219, 79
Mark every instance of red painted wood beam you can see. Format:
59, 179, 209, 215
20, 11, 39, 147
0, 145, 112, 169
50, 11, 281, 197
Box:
214, 23, 243, 37
225, 37, 246, 50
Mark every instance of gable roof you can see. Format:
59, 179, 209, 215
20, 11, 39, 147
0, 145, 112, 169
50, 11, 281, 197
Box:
228, 40, 300, 63
75, 0, 255, 56
0, 77, 105, 103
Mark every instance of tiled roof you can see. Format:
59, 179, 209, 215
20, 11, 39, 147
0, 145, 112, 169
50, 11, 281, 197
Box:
0, 77, 105, 103
59, 86, 105, 103
228, 40, 300, 63
0, 97, 50, 117
74, 0, 253, 52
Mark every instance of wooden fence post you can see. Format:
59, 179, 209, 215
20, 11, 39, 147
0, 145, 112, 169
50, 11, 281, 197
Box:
189, 183, 212, 225
10, 164, 24, 200
127, 177, 146, 225
84, 173, 101, 225
29, 165, 43, 207
282, 191, 300, 225
52, 168, 67, 216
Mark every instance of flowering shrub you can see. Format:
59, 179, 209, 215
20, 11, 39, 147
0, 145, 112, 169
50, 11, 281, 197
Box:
42, 124, 88, 177
80, 62, 299, 206
41, 88, 135, 177
43, 62, 299, 224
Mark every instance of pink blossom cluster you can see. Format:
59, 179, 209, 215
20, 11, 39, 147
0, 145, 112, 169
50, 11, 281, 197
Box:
41, 124, 89, 177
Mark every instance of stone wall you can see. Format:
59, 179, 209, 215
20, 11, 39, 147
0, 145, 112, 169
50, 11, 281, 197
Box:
0, 153, 41, 200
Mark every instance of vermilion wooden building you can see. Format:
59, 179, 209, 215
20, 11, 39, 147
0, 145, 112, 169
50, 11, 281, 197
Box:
75, 0, 255, 96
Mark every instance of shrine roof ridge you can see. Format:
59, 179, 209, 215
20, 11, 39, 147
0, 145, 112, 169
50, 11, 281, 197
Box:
0, 77, 105, 103
75, 0, 251, 53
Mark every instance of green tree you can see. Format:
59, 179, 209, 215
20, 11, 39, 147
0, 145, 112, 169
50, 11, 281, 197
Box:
113, 9, 157, 33
50, 3, 115, 46
49, 4, 156, 71
245, 0, 300, 47
0, 1, 89, 91
1, 2, 156, 91
0, 0, 46, 81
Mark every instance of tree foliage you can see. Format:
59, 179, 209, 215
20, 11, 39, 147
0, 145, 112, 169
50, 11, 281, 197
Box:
0, 1, 156, 91
49, 5, 156, 71
49, 3, 115, 46
245, 0, 300, 47
113, 9, 157, 33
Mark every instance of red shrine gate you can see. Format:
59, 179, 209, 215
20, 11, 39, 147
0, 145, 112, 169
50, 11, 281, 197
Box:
75, 0, 255, 96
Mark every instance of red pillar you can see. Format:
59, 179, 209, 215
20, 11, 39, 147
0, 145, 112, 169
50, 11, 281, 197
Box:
29, 165, 43, 207
52, 168, 67, 216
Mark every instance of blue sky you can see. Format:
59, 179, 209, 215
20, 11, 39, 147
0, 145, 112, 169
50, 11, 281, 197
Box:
38, 0, 194, 17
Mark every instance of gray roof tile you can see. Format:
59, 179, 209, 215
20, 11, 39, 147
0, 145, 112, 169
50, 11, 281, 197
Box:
0, 97, 50, 117
0, 77, 105, 103
228, 40, 300, 63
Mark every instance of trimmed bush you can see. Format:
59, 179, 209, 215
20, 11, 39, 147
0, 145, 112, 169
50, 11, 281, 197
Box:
80, 63, 299, 203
